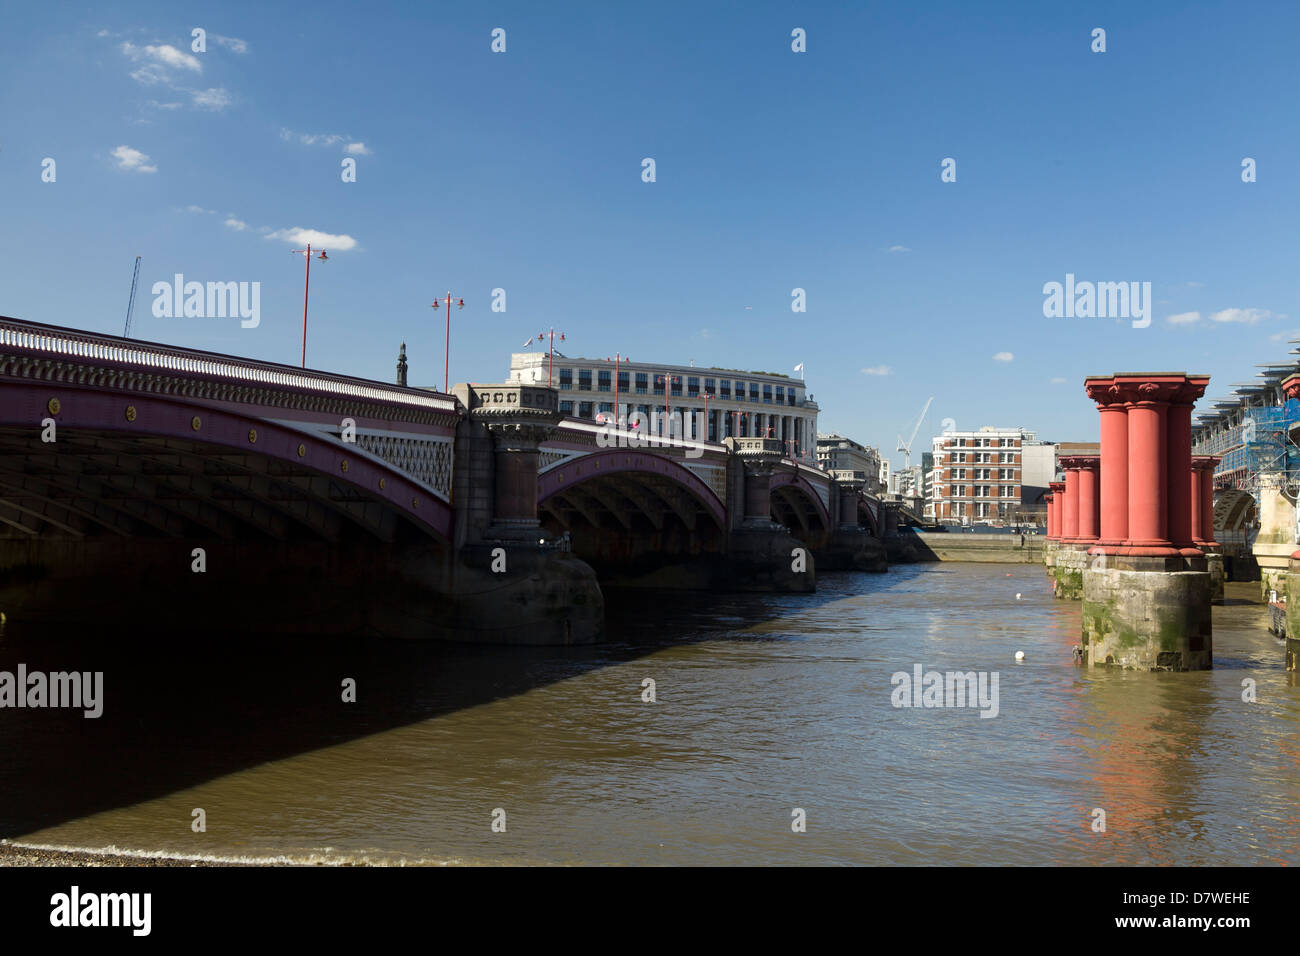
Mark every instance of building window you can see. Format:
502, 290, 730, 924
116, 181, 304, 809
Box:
653, 376, 665, 396
671, 378, 683, 397
597, 370, 611, 392
749, 383, 760, 403
578, 369, 592, 391
788, 390, 796, 406
705, 378, 716, 395
618, 371, 630, 392
687, 376, 700, 396
720, 381, 731, 399
635, 372, 648, 395
579, 401, 593, 419
763, 384, 773, 404
559, 400, 573, 414
558, 368, 573, 390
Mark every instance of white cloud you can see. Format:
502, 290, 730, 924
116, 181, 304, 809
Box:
212, 34, 248, 54
1186, 281, 1205, 288
111, 145, 157, 173
224, 217, 248, 231
1167, 311, 1201, 325
992, 351, 1014, 363
861, 365, 892, 376
1210, 307, 1276, 325
122, 41, 201, 74
191, 88, 232, 111
281, 128, 345, 147
264, 227, 358, 251
1269, 328, 1300, 342
886, 245, 911, 253
1049, 377, 1067, 384
343, 142, 371, 156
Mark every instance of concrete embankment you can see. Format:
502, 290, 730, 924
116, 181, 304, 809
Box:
904, 532, 1045, 564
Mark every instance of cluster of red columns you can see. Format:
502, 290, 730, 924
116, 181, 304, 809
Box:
1044, 373, 1217, 555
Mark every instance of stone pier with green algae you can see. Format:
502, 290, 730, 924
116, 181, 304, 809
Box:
1051, 545, 1088, 600
1081, 555, 1212, 671
1284, 554, 1300, 671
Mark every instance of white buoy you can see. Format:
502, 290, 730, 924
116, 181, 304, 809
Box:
1015, 593, 1022, 600
1014, 651, 1026, 662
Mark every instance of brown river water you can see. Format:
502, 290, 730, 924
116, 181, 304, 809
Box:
1, 562, 1297, 865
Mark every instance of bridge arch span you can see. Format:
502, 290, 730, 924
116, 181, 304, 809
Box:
769, 469, 831, 541
0, 381, 453, 544
537, 449, 727, 580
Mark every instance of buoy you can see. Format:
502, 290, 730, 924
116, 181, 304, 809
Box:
1014, 651, 1026, 662
1015, 593, 1022, 600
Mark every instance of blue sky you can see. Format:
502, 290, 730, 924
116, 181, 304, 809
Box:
2, 0, 1299, 467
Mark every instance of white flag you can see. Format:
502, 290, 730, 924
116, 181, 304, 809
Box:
794, 362, 805, 375
523, 336, 534, 349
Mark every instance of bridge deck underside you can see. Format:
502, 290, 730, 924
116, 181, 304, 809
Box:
0, 427, 429, 545
539, 471, 725, 562
771, 485, 828, 542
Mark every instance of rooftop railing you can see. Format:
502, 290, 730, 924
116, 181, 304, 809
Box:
0, 316, 458, 414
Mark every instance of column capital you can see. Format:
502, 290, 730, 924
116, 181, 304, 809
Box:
1049, 481, 1066, 494
1059, 454, 1099, 472
1086, 372, 1210, 406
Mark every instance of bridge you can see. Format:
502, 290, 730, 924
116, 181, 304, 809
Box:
0, 317, 888, 645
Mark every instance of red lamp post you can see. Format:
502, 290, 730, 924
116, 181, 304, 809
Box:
432, 291, 464, 394
536, 329, 566, 387
656, 373, 681, 437
290, 244, 329, 368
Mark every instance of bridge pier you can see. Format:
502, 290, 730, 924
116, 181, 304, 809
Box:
817, 475, 887, 571
1080, 373, 1213, 671
723, 439, 815, 591
449, 383, 604, 644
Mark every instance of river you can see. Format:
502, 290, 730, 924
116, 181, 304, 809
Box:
1, 562, 1296, 865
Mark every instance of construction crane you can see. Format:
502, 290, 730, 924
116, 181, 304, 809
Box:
896, 396, 934, 471
123, 255, 142, 337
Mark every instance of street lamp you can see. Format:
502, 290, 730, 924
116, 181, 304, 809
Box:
432, 291, 464, 394
656, 373, 681, 437
606, 353, 629, 429
290, 244, 329, 368
535, 328, 566, 387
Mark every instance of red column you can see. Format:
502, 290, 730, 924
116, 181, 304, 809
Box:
1195, 456, 1219, 548
1189, 463, 1204, 544
1048, 481, 1065, 540
1045, 494, 1056, 539
1166, 382, 1205, 553
1076, 457, 1100, 543
1123, 386, 1170, 551
1086, 379, 1128, 549
1062, 464, 1080, 541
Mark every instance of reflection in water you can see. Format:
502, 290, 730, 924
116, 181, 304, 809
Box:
1, 564, 1296, 865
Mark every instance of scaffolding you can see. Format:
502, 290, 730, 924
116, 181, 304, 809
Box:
1195, 399, 1300, 500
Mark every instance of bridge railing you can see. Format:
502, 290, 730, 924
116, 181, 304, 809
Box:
0, 316, 458, 415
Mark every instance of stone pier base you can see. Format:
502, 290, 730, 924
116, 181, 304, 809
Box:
1284, 557, 1300, 671
817, 529, 888, 573
1204, 552, 1225, 605
1052, 546, 1089, 600
723, 525, 816, 591
1081, 557, 1212, 671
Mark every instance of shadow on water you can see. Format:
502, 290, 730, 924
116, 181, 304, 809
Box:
0, 562, 926, 839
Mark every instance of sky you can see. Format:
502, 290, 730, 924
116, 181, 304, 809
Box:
2, 0, 1299, 469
